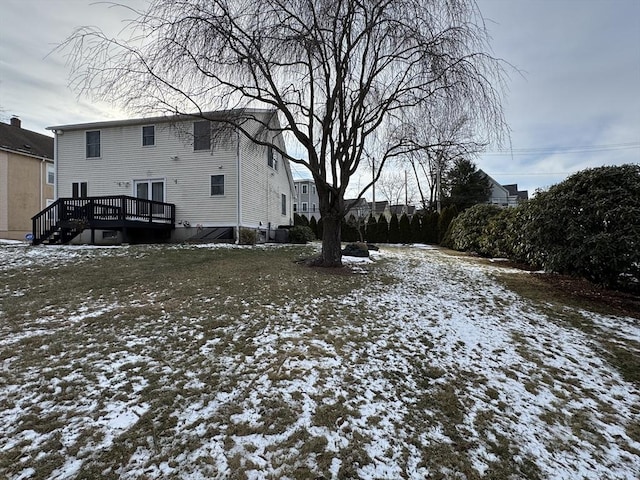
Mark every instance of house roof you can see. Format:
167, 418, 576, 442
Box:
0, 119, 54, 160
503, 184, 519, 196
47, 108, 278, 132
368, 200, 389, 210
503, 184, 529, 201
389, 204, 416, 215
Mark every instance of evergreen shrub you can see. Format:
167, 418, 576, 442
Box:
289, 225, 315, 244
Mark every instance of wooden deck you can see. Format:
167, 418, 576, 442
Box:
32, 196, 176, 245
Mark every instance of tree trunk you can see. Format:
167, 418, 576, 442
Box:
319, 213, 342, 267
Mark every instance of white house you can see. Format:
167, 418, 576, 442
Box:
35, 109, 294, 244
480, 170, 528, 207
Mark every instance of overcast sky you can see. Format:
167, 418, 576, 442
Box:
1, 0, 639, 196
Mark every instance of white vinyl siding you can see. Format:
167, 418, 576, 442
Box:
55, 116, 293, 231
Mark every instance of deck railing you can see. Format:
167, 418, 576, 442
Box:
32, 196, 176, 245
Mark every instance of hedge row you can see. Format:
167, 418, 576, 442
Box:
294, 210, 457, 245
444, 165, 640, 290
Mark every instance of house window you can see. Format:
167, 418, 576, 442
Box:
194, 121, 211, 151
72, 182, 88, 198
281, 193, 287, 215
302, 202, 308, 212
142, 125, 155, 146
312, 186, 316, 194
267, 146, 274, 168
86, 131, 100, 158
293, 203, 297, 212
210, 174, 224, 196
302, 184, 308, 194
46, 164, 54, 185
312, 203, 316, 212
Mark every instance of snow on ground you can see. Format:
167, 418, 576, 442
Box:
1, 243, 639, 479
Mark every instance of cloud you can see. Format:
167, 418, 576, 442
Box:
474, 0, 640, 194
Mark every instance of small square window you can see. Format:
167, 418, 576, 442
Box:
210, 175, 224, 196
86, 131, 100, 158
142, 125, 155, 146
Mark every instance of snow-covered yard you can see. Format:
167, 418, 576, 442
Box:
1, 243, 638, 479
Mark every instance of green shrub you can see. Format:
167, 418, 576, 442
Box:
515, 165, 640, 289
438, 206, 458, 244
479, 207, 517, 258
289, 225, 315, 244
445, 204, 501, 253
239, 228, 257, 245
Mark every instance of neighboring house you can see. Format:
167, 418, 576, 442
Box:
35, 109, 294, 244
293, 178, 320, 221
389, 204, 416, 216
368, 200, 391, 219
481, 170, 528, 208
503, 184, 529, 203
344, 198, 369, 219
0, 117, 54, 240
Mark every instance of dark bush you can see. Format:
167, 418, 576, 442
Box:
388, 214, 401, 243
421, 211, 439, 244
438, 206, 458, 244
365, 215, 377, 242
289, 225, 315, 244
342, 242, 369, 258
410, 214, 422, 243
399, 213, 412, 244
341, 216, 359, 242
309, 216, 318, 237
377, 215, 389, 243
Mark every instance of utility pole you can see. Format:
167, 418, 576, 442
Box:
371, 157, 376, 216
404, 169, 408, 212
436, 166, 442, 213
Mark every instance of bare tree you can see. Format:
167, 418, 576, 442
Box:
62, 0, 506, 266
377, 170, 416, 208
406, 101, 486, 211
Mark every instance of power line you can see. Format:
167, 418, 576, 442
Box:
484, 142, 640, 156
